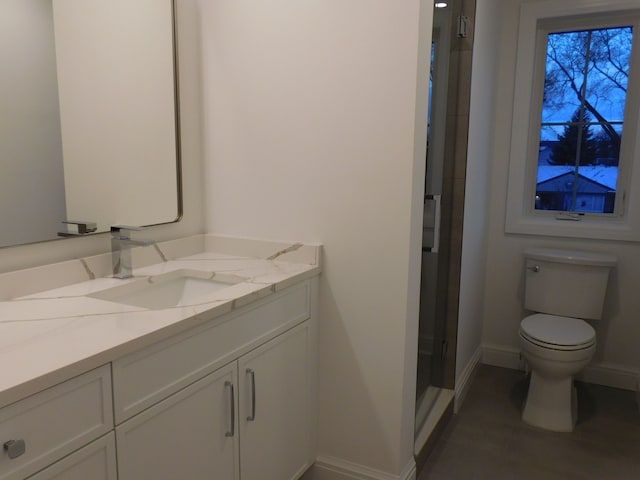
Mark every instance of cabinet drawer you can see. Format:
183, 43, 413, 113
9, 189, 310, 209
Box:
112, 281, 309, 423
0, 366, 113, 480
26, 432, 116, 480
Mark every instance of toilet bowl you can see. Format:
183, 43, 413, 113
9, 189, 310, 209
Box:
519, 248, 615, 432
519, 314, 596, 431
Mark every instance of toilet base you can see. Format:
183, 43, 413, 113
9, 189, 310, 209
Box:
522, 371, 577, 432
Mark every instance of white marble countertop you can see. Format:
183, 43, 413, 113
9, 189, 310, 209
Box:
0, 235, 321, 409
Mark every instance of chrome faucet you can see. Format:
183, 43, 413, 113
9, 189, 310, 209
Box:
110, 226, 154, 279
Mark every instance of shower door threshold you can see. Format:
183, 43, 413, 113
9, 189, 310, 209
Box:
414, 387, 454, 456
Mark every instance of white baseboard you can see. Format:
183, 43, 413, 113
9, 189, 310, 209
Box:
454, 346, 482, 413
481, 344, 523, 370
482, 344, 640, 391
578, 364, 640, 391
302, 456, 415, 480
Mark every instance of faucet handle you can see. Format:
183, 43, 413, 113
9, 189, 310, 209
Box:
58, 220, 98, 237
63, 220, 97, 234
111, 225, 145, 237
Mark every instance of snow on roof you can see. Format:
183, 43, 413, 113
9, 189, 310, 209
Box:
537, 165, 618, 189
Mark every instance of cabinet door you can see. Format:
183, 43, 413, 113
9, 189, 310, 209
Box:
239, 322, 313, 480
26, 433, 116, 480
116, 364, 239, 480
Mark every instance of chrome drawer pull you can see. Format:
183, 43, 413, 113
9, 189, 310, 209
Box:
246, 369, 256, 422
225, 381, 235, 437
4, 439, 26, 459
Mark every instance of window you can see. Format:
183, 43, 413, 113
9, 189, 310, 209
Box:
505, 0, 640, 241
536, 25, 630, 215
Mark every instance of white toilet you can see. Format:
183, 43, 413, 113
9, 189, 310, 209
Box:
519, 248, 616, 432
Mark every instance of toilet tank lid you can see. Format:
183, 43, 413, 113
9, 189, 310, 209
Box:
524, 248, 617, 267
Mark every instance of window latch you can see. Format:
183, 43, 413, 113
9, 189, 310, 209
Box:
555, 212, 584, 221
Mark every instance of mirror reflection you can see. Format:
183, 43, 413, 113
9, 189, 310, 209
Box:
0, 0, 181, 248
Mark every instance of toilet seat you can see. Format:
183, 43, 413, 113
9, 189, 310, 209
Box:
520, 314, 596, 351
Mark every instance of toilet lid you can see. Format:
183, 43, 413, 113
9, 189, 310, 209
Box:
520, 314, 596, 348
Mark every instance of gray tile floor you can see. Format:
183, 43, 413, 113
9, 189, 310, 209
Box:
419, 365, 640, 480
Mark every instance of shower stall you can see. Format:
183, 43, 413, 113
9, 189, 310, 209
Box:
415, 0, 476, 464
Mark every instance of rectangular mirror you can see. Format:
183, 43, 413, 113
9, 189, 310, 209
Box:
0, 0, 181, 248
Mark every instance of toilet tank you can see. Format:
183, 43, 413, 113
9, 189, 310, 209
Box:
524, 248, 616, 320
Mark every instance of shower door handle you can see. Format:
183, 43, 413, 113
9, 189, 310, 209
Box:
424, 195, 441, 254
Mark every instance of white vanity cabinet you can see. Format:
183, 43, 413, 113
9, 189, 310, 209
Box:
113, 280, 316, 480
0, 366, 113, 480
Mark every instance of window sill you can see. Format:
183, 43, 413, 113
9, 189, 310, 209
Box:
505, 213, 640, 242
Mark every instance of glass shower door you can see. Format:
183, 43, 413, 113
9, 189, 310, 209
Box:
415, 10, 449, 417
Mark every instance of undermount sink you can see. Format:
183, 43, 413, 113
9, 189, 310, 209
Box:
88, 269, 245, 309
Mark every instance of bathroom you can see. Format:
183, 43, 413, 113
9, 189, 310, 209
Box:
1, 1, 639, 480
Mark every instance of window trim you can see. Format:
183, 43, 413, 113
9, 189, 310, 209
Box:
505, 0, 640, 241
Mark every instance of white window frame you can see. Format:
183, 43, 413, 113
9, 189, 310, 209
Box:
505, 0, 640, 241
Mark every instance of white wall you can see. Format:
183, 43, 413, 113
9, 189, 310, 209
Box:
199, 1, 432, 477
456, 0, 502, 396
0, 0, 66, 246
0, 0, 204, 273
481, 0, 640, 386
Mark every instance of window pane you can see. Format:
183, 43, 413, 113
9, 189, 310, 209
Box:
585, 27, 631, 121
536, 25, 632, 214
541, 31, 585, 124
535, 163, 618, 213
